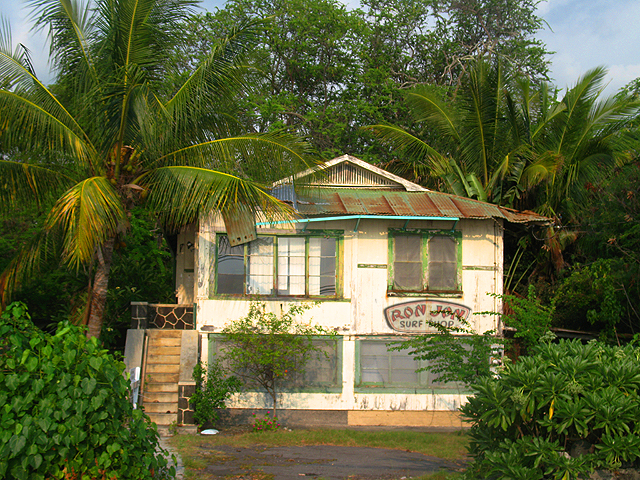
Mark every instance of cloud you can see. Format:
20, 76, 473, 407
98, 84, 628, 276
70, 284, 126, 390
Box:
537, 0, 640, 95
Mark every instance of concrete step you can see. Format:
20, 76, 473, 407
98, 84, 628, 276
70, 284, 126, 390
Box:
144, 402, 178, 414
147, 336, 181, 348
146, 373, 179, 383
147, 412, 177, 426
147, 329, 182, 338
146, 363, 180, 374
146, 354, 181, 365
145, 383, 179, 393
145, 392, 179, 404
147, 345, 181, 356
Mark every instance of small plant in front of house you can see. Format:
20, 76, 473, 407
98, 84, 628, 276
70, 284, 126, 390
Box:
220, 302, 332, 416
389, 315, 500, 387
168, 420, 179, 436
190, 359, 242, 428
252, 411, 281, 432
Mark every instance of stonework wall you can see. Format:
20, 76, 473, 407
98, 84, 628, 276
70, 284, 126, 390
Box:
178, 384, 196, 425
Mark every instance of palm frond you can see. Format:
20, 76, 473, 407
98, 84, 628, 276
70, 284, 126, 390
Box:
45, 176, 126, 269
0, 228, 60, 307
0, 15, 98, 167
140, 166, 294, 232
404, 86, 461, 141
28, 0, 98, 82
148, 132, 317, 184
363, 124, 448, 170
162, 18, 265, 141
0, 159, 75, 211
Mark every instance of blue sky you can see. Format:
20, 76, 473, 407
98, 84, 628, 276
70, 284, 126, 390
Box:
2, 0, 639, 95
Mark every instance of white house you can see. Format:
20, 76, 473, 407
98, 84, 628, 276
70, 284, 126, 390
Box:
127, 155, 548, 428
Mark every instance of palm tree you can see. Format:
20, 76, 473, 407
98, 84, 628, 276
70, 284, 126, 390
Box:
525, 67, 639, 219
367, 60, 639, 219
0, 0, 313, 338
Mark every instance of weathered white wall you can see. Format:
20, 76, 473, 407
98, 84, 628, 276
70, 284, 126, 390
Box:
192, 214, 503, 412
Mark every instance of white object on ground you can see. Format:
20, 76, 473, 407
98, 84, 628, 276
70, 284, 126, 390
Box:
200, 429, 219, 435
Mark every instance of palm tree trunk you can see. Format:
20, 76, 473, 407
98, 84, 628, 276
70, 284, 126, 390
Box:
86, 238, 115, 339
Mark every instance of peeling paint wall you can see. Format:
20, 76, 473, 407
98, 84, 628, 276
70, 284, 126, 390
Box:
191, 214, 503, 413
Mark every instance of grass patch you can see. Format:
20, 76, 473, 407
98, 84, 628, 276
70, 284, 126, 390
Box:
171, 428, 468, 460
169, 427, 468, 479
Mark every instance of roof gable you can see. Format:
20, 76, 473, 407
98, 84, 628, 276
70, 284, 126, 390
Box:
277, 154, 427, 192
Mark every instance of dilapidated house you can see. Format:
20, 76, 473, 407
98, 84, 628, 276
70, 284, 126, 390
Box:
125, 155, 548, 428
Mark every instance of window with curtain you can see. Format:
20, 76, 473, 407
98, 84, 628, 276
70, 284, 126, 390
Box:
215, 233, 340, 297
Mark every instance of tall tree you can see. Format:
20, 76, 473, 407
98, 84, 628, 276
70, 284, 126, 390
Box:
0, 0, 313, 339
172, 0, 551, 162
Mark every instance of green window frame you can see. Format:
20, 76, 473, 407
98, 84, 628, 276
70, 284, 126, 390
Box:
213, 231, 343, 298
208, 334, 343, 393
355, 337, 464, 393
387, 229, 462, 294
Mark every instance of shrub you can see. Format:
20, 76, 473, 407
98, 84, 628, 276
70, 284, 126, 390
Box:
0, 302, 174, 480
389, 317, 499, 387
220, 302, 331, 415
461, 338, 640, 478
190, 360, 241, 428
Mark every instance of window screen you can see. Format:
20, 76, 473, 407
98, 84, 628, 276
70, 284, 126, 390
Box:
247, 237, 274, 294
428, 236, 457, 290
209, 335, 340, 390
360, 340, 419, 386
216, 234, 339, 297
393, 235, 422, 290
358, 338, 463, 389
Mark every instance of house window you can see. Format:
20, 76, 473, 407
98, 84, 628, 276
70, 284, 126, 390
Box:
214, 233, 340, 297
389, 230, 461, 294
356, 338, 460, 390
208, 335, 342, 391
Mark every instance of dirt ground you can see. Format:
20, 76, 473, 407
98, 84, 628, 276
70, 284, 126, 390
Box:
193, 442, 467, 479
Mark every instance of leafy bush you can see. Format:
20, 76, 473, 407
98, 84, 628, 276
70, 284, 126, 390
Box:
221, 302, 331, 415
461, 338, 640, 478
390, 317, 499, 387
190, 360, 241, 428
0, 302, 174, 480
502, 285, 554, 354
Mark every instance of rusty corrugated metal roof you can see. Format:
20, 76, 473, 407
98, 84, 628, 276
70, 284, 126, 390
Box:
296, 189, 549, 224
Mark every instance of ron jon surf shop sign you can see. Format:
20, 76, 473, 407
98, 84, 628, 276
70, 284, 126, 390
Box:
384, 300, 472, 334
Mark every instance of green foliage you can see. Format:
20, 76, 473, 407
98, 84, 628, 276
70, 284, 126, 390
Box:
390, 317, 500, 387
502, 285, 555, 354
0, 302, 174, 480
552, 258, 637, 341
251, 411, 281, 432
190, 360, 241, 428
220, 302, 331, 414
462, 339, 640, 478
551, 159, 640, 340
175, 0, 550, 162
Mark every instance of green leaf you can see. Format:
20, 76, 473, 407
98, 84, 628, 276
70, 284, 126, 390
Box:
9, 435, 26, 457
25, 356, 38, 373
89, 357, 102, 370
106, 442, 120, 456
81, 377, 96, 396
29, 454, 42, 469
